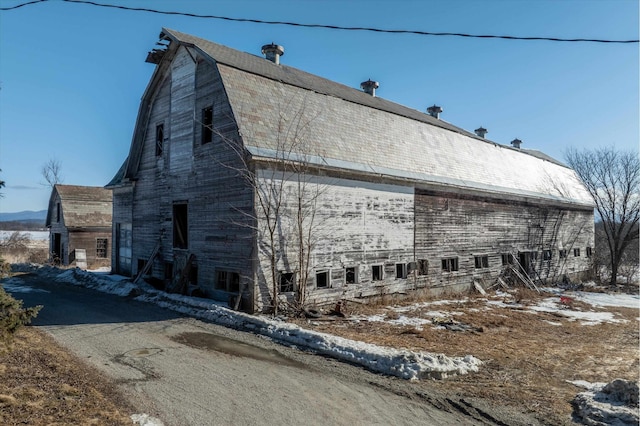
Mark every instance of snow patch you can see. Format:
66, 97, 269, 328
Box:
131, 413, 165, 426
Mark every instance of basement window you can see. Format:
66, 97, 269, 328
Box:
155, 123, 164, 156
574, 248, 580, 257
395, 263, 407, 279
96, 238, 108, 258
371, 265, 383, 281
543, 250, 552, 261
501, 254, 514, 265
586, 247, 592, 258
559, 250, 567, 259
441, 258, 459, 272
345, 267, 357, 284
474, 255, 489, 269
417, 259, 428, 275
279, 272, 295, 293
201, 106, 213, 144
316, 271, 329, 288
172, 203, 188, 249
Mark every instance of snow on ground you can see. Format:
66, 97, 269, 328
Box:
0, 230, 49, 241
131, 413, 165, 426
3, 265, 481, 380
569, 379, 639, 426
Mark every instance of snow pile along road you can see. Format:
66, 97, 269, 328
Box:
570, 379, 639, 426
23, 265, 482, 380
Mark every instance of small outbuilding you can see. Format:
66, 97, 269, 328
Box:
46, 184, 112, 269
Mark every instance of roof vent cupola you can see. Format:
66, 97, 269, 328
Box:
360, 79, 379, 97
511, 138, 523, 149
474, 127, 488, 138
261, 43, 284, 64
427, 105, 443, 119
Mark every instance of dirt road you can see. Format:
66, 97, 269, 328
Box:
11, 273, 537, 426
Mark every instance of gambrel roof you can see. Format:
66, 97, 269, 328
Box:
46, 184, 112, 228
117, 28, 593, 208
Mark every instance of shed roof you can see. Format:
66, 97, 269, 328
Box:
46, 184, 112, 228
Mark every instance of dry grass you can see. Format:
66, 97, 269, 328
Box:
0, 327, 136, 425
291, 288, 640, 426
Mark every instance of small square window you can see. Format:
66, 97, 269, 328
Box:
501, 254, 514, 265
474, 255, 489, 269
216, 270, 228, 290
559, 250, 567, 259
96, 238, 108, 258
543, 250, 552, 261
441, 258, 459, 272
279, 272, 295, 293
586, 247, 592, 258
417, 259, 428, 275
395, 263, 407, 279
345, 267, 357, 284
574, 248, 580, 257
372, 265, 383, 281
316, 271, 329, 288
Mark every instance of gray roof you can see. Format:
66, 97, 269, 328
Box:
117, 28, 593, 208
46, 184, 112, 228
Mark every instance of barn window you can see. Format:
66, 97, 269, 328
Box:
501, 254, 514, 265
56, 202, 61, 223
395, 263, 407, 279
345, 267, 357, 284
96, 238, 108, 258
316, 271, 329, 288
441, 258, 459, 272
559, 250, 567, 259
201, 106, 213, 144
164, 262, 173, 280
543, 250, 552, 261
371, 265, 383, 281
586, 247, 592, 258
155, 123, 164, 156
574, 248, 580, 257
279, 272, 295, 293
417, 259, 429, 275
172, 203, 188, 249
216, 270, 240, 292
474, 255, 489, 269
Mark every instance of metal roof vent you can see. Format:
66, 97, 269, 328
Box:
511, 138, 523, 149
261, 43, 284, 64
427, 105, 443, 119
360, 79, 379, 97
474, 127, 488, 138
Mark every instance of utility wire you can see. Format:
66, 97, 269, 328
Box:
2, 0, 638, 44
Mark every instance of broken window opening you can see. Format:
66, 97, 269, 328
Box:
501, 253, 514, 265
417, 259, 428, 275
216, 270, 239, 292
279, 272, 295, 293
96, 238, 108, 258
371, 265, 383, 281
345, 267, 357, 284
441, 258, 459, 272
395, 263, 407, 279
164, 262, 173, 281
202, 106, 213, 144
543, 250, 552, 261
155, 123, 164, 156
316, 271, 329, 288
586, 247, 592, 258
559, 249, 567, 259
574, 248, 580, 257
474, 255, 489, 269
172, 203, 188, 249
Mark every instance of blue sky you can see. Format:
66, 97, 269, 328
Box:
0, 0, 638, 213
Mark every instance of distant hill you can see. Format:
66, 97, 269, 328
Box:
0, 210, 47, 222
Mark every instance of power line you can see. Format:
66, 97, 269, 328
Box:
2, 0, 639, 44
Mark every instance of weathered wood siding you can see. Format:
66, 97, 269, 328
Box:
130, 47, 254, 303
414, 189, 594, 289
111, 186, 133, 275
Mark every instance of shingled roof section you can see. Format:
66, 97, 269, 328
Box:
46, 184, 112, 229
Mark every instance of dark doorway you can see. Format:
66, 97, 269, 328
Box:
52, 233, 62, 264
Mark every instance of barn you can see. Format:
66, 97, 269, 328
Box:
46, 184, 112, 269
107, 28, 594, 313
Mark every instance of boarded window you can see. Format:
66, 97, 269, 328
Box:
543, 250, 552, 261
395, 263, 407, 279
279, 272, 295, 293
586, 247, 592, 258
345, 267, 357, 284
371, 265, 383, 281
202, 106, 213, 144
316, 271, 329, 288
441, 258, 459, 272
155, 123, 164, 156
96, 238, 108, 258
474, 255, 489, 269
574, 248, 580, 257
173, 203, 188, 249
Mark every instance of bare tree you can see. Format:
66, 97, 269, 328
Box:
41, 158, 64, 188
565, 147, 640, 286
